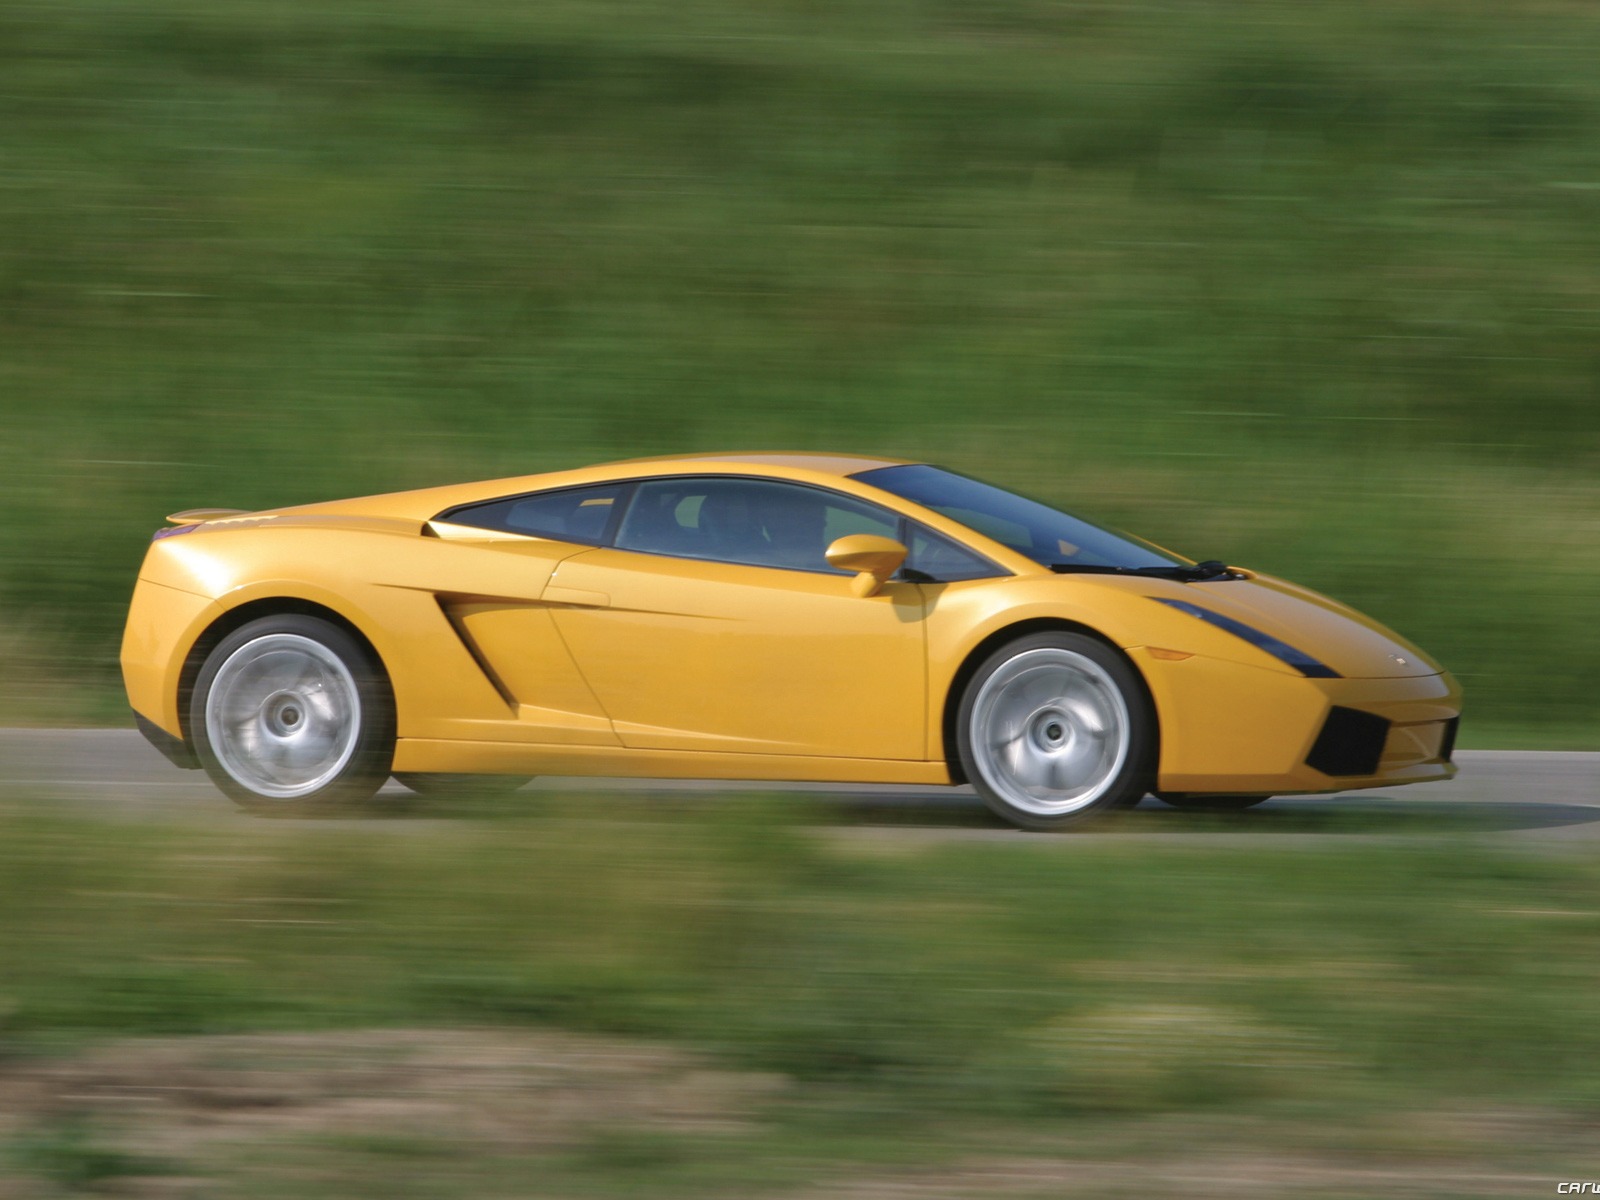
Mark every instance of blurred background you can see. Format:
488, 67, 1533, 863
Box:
1, 0, 1596, 740
3, 2, 1600, 1195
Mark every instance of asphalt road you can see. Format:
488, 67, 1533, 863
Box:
1, 728, 1597, 846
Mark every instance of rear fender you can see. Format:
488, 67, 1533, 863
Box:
209, 579, 511, 738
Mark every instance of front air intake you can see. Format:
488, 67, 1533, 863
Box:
1306, 706, 1391, 777
1439, 716, 1460, 763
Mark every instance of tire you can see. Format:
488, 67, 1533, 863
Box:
190, 614, 395, 815
393, 773, 532, 797
956, 632, 1155, 831
1155, 793, 1271, 811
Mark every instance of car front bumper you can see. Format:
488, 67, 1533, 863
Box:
1130, 646, 1461, 796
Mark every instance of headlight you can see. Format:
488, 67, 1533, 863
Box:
1152, 598, 1340, 679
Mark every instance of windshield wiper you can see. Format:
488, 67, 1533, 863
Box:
1048, 559, 1236, 582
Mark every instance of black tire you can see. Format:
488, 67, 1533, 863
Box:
190, 614, 395, 815
956, 632, 1156, 831
393, 773, 532, 797
1155, 793, 1272, 811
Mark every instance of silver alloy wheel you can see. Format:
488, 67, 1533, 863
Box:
968, 647, 1131, 816
203, 633, 363, 799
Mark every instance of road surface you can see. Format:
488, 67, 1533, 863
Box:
1, 728, 1596, 846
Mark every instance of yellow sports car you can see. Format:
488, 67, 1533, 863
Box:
122, 453, 1460, 828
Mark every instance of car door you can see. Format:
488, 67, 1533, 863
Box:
417, 481, 633, 746
546, 476, 930, 760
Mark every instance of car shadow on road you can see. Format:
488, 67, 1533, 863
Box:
369, 781, 1600, 839
803, 791, 1600, 837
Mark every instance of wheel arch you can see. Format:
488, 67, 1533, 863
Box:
937, 618, 1159, 784
176, 597, 389, 745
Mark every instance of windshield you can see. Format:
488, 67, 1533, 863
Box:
853, 464, 1187, 571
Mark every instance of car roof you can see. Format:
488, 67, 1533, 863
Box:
233, 453, 1047, 576
604, 451, 914, 476
269, 452, 920, 522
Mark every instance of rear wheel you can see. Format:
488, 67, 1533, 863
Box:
1156, 793, 1272, 811
393, 773, 532, 797
191, 615, 395, 814
957, 632, 1155, 831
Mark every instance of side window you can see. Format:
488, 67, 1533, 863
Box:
905, 526, 1003, 582
615, 478, 898, 573
439, 483, 628, 544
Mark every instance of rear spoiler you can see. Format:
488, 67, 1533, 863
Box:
165, 508, 252, 526
152, 510, 423, 542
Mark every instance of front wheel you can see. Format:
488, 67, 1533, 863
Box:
191, 614, 395, 815
957, 632, 1155, 831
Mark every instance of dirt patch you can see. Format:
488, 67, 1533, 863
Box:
0, 1032, 1583, 1199
0, 1027, 783, 1164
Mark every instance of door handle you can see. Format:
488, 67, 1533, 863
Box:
543, 586, 611, 608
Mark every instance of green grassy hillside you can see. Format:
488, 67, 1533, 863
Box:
1, 1, 1597, 739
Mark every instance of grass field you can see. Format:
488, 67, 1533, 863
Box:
1, 794, 1599, 1195
0, 1, 1597, 739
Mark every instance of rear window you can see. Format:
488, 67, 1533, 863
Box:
437, 483, 629, 544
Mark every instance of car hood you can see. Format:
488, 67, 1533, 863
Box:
1154, 572, 1442, 679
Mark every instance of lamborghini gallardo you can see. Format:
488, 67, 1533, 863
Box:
122, 453, 1460, 828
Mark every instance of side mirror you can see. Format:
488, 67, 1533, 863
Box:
825, 534, 908, 598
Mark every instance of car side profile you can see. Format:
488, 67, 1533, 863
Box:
122, 452, 1460, 829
